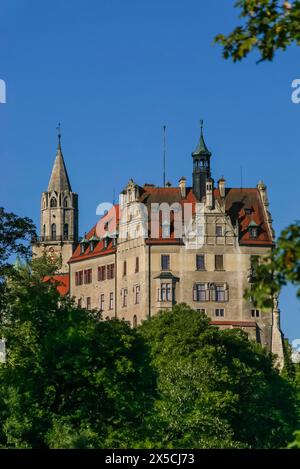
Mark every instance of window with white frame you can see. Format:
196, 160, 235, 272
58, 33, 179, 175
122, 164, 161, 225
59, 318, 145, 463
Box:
135, 285, 140, 304
159, 283, 171, 302
109, 292, 114, 310
216, 225, 223, 237
215, 308, 225, 317
193, 283, 208, 301
100, 294, 104, 311
122, 288, 128, 307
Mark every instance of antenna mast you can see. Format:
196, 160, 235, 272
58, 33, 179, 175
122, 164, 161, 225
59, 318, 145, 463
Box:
163, 125, 166, 187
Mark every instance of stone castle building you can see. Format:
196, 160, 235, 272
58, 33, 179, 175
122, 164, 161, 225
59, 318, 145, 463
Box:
32, 125, 284, 365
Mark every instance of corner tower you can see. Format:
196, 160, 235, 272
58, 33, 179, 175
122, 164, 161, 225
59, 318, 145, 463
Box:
192, 121, 212, 201
32, 127, 78, 272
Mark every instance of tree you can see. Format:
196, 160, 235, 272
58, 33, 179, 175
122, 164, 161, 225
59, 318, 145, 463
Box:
0, 207, 36, 275
245, 222, 300, 309
215, 1, 300, 62
0, 258, 154, 448
139, 304, 298, 448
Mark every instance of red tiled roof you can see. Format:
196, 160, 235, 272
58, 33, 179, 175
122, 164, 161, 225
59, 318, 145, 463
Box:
70, 185, 273, 263
69, 205, 119, 263
210, 320, 257, 327
44, 274, 70, 296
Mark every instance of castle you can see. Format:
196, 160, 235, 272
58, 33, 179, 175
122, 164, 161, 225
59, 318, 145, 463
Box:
32, 125, 284, 366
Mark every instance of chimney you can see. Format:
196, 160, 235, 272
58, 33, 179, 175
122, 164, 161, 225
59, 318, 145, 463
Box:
179, 177, 186, 198
218, 177, 226, 198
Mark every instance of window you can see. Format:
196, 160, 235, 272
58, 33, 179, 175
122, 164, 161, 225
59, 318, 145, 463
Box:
133, 315, 138, 328
107, 264, 115, 279
98, 266, 106, 281
196, 254, 205, 270
251, 309, 260, 318
43, 224, 46, 237
249, 227, 258, 239
215, 254, 224, 271
159, 283, 171, 302
123, 261, 127, 276
63, 197, 68, 208
63, 223, 68, 240
122, 288, 128, 307
215, 284, 226, 302
197, 308, 206, 314
100, 294, 104, 311
50, 197, 57, 208
84, 269, 92, 284
135, 285, 140, 304
51, 223, 56, 240
86, 297, 91, 310
77, 298, 82, 308
215, 308, 225, 317
135, 257, 139, 273
216, 225, 223, 237
193, 283, 208, 301
161, 255, 170, 270
109, 292, 114, 310
75, 271, 83, 286
80, 243, 85, 255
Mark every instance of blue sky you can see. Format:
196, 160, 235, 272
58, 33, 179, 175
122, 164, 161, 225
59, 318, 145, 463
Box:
0, 0, 299, 341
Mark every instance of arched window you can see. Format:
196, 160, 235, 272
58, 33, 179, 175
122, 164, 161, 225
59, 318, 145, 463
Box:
43, 224, 46, 238
50, 197, 57, 208
133, 314, 138, 328
63, 197, 68, 208
51, 223, 56, 240
63, 223, 68, 239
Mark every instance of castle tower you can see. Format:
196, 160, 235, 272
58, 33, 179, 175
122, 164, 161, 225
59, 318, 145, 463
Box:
32, 127, 78, 272
192, 121, 212, 201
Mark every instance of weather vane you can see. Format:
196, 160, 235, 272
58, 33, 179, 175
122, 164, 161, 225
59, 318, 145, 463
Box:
56, 122, 62, 143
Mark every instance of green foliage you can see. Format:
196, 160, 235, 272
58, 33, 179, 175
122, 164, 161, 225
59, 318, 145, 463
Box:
215, 0, 300, 62
139, 304, 298, 449
0, 259, 154, 448
0, 207, 36, 273
245, 222, 300, 309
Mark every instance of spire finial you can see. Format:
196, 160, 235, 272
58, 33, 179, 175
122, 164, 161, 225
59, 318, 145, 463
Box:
200, 119, 204, 134
56, 122, 62, 149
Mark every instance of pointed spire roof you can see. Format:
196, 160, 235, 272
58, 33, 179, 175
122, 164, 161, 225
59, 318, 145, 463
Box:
192, 120, 212, 157
48, 126, 72, 192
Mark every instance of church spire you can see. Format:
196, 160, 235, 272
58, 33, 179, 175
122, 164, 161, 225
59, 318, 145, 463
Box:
192, 120, 211, 157
48, 124, 72, 192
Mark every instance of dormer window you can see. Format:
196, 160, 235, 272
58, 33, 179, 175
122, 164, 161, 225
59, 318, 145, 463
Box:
248, 221, 259, 239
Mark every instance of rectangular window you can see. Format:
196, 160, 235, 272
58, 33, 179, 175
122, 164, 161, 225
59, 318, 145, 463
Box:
122, 288, 128, 307
123, 261, 127, 277
196, 254, 205, 271
216, 225, 223, 237
215, 255, 224, 271
197, 308, 206, 314
251, 309, 260, 318
160, 283, 171, 301
100, 294, 105, 311
215, 308, 225, 317
135, 257, 139, 273
193, 283, 207, 301
215, 284, 226, 302
135, 285, 140, 304
98, 266, 106, 281
109, 292, 114, 310
84, 269, 92, 284
107, 264, 115, 280
77, 298, 82, 308
161, 255, 170, 271
75, 271, 83, 286
86, 297, 91, 310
